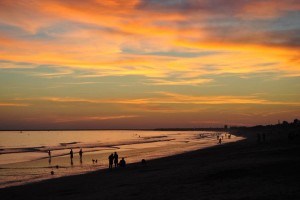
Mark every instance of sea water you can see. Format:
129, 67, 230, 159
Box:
0, 130, 241, 188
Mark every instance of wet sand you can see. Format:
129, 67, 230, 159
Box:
1, 130, 300, 200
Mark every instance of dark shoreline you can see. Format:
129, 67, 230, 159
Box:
1, 128, 300, 200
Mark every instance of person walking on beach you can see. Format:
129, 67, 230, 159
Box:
48, 150, 52, 164
70, 149, 74, 160
108, 153, 114, 169
70, 149, 74, 166
114, 152, 119, 168
79, 148, 83, 163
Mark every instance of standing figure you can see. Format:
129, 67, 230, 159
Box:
257, 133, 261, 143
218, 138, 222, 144
70, 149, 74, 160
79, 148, 83, 163
70, 149, 74, 166
48, 150, 52, 164
113, 152, 119, 168
262, 133, 266, 142
108, 153, 114, 169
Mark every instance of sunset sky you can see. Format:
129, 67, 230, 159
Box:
0, 0, 299, 130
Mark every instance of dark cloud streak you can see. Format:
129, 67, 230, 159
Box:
138, 0, 300, 18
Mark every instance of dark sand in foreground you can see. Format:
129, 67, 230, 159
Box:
1, 130, 300, 200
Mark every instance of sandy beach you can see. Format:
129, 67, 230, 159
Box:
1, 129, 300, 200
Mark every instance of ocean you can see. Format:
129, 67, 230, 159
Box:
0, 130, 239, 188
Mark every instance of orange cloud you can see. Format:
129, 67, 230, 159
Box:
1, 0, 300, 130
0, 102, 29, 107
1, 0, 299, 80
145, 78, 213, 86
14, 93, 300, 107
174, 40, 300, 76
53, 115, 140, 123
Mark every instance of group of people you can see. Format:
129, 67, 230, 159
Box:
216, 133, 232, 144
68, 148, 83, 159
47, 148, 84, 165
108, 152, 126, 169
48, 148, 127, 169
69, 148, 83, 165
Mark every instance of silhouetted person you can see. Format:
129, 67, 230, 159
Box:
79, 148, 83, 163
218, 138, 222, 144
141, 159, 146, 165
257, 133, 261, 143
70, 149, 74, 160
114, 152, 119, 168
119, 157, 126, 167
48, 150, 52, 164
108, 153, 114, 169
